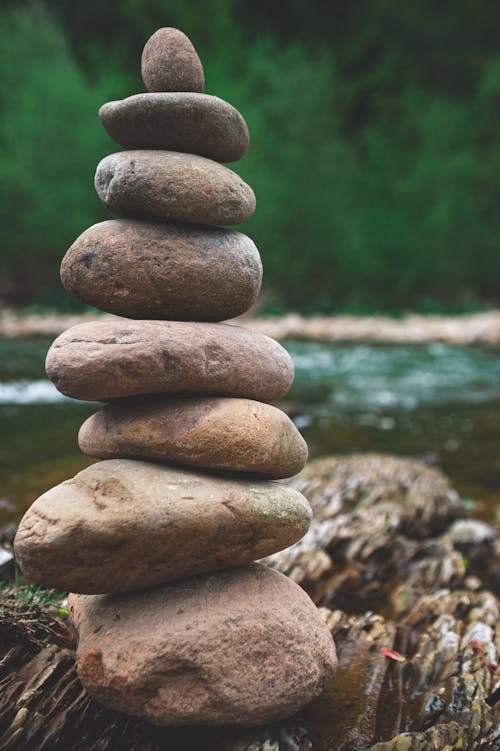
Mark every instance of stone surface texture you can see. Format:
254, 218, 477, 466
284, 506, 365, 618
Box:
3, 460, 499, 749
141, 27, 204, 93
95, 151, 256, 225
69, 563, 337, 726
46, 320, 294, 402
14, 460, 312, 593
265, 454, 472, 616
60, 220, 262, 321
99, 93, 249, 162
78, 396, 308, 478
11, 24, 336, 735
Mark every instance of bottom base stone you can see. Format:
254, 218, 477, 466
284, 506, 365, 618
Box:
69, 563, 337, 726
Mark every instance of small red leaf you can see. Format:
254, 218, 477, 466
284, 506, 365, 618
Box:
382, 647, 406, 662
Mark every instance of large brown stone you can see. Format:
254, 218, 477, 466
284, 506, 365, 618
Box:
14, 460, 311, 593
69, 563, 337, 725
60, 220, 261, 321
46, 320, 294, 402
78, 397, 308, 479
141, 27, 204, 93
94, 151, 255, 225
99, 93, 249, 162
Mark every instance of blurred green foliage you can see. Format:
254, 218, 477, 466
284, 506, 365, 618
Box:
1, 0, 499, 312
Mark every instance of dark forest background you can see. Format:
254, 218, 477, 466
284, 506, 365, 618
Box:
1, 0, 500, 314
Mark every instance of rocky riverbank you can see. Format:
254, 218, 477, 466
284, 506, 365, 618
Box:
1, 453, 498, 750
1, 308, 499, 345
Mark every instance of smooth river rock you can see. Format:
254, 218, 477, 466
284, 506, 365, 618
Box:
69, 563, 337, 725
14, 461, 311, 593
46, 320, 294, 402
60, 220, 262, 321
95, 151, 255, 225
99, 93, 249, 162
141, 27, 204, 93
78, 397, 308, 479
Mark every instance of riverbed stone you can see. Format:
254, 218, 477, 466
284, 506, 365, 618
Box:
78, 397, 308, 478
141, 27, 204, 93
69, 563, 337, 725
46, 320, 294, 402
266, 454, 468, 614
99, 93, 249, 162
60, 220, 261, 321
95, 151, 255, 225
14, 460, 312, 593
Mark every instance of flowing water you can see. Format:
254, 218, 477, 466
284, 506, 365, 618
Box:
0, 336, 499, 527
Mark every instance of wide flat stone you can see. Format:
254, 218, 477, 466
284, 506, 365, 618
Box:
61, 220, 261, 321
14, 461, 312, 593
141, 27, 204, 93
95, 151, 255, 225
45, 320, 293, 402
78, 396, 308, 479
69, 563, 337, 725
99, 93, 249, 162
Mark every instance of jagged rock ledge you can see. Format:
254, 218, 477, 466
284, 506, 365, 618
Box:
1, 453, 499, 749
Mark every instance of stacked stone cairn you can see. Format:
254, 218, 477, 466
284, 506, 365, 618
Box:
14, 28, 337, 726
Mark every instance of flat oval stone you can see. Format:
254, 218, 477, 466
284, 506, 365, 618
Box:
99, 93, 249, 162
14, 461, 312, 593
45, 320, 294, 402
78, 397, 308, 479
60, 220, 261, 321
141, 27, 204, 93
95, 151, 255, 225
69, 563, 337, 725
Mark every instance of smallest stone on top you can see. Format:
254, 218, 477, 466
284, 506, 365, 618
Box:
142, 27, 204, 92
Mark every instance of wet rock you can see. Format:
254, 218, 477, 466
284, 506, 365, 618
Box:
264, 455, 487, 616
14, 460, 311, 594
302, 589, 500, 750
61, 220, 261, 321
46, 319, 294, 403
291, 454, 461, 538
0, 581, 498, 749
95, 151, 255, 225
0, 522, 17, 545
0, 522, 16, 581
445, 518, 496, 547
79, 396, 308, 479
70, 564, 337, 726
302, 609, 397, 749
0, 546, 14, 581
141, 27, 204, 93
99, 93, 249, 162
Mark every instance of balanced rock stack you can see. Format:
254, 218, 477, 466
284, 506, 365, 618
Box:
14, 28, 336, 726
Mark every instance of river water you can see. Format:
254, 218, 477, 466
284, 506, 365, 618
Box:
0, 336, 499, 527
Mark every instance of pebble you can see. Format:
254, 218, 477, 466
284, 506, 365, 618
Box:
141, 27, 204, 93
78, 396, 308, 479
95, 151, 256, 225
45, 320, 294, 403
99, 93, 249, 162
69, 563, 337, 725
14, 460, 312, 593
61, 220, 261, 321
